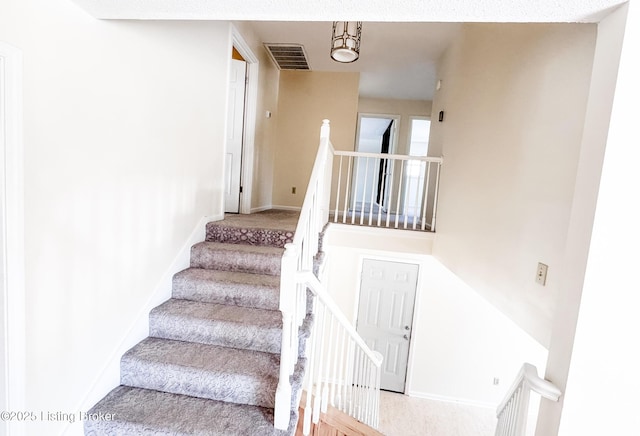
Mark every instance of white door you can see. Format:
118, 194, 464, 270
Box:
224, 59, 246, 213
356, 259, 419, 393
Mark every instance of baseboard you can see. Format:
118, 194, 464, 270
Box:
271, 205, 302, 212
66, 215, 213, 435
250, 205, 273, 213
405, 390, 496, 410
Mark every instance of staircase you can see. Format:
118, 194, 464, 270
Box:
85, 210, 309, 436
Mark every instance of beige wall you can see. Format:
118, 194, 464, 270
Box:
272, 71, 359, 208
1, 1, 230, 434
431, 23, 598, 346
357, 98, 433, 155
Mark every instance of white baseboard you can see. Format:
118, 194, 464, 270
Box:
405, 390, 496, 410
64, 215, 213, 435
250, 205, 273, 213
271, 204, 302, 212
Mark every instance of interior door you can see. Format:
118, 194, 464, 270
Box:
224, 59, 247, 213
356, 259, 419, 393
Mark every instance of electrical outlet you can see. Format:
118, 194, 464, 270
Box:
291, 186, 296, 194
536, 262, 548, 286
493, 378, 500, 386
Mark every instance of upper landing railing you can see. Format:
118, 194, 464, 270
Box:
332, 150, 442, 232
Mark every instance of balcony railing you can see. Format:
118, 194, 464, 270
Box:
332, 151, 443, 231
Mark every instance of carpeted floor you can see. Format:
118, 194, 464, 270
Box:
378, 391, 497, 436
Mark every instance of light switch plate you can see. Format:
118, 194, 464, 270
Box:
536, 262, 548, 286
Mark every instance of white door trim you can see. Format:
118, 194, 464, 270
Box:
0, 41, 26, 436
230, 25, 259, 215
352, 252, 428, 395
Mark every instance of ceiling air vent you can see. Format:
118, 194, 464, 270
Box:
264, 43, 310, 70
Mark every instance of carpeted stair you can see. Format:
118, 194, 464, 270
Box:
85, 211, 309, 436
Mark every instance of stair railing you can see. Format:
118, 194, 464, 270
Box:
495, 363, 562, 436
300, 273, 383, 433
274, 120, 383, 432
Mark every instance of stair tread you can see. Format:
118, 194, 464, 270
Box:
84, 385, 293, 436
124, 337, 279, 379
150, 299, 282, 353
173, 267, 279, 310
152, 298, 281, 328
206, 222, 294, 248
190, 241, 284, 276
121, 337, 279, 407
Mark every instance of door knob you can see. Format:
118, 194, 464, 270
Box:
404, 326, 410, 331
403, 334, 409, 340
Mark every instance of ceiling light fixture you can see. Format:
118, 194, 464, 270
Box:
330, 21, 362, 63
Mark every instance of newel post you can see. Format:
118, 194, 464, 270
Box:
320, 118, 331, 143
274, 243, 297, 430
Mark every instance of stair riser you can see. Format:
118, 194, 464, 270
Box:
150, 313, 282, 354
172, 274, 279, 311
120, 358, 277, 408
206, 224, 294, 248
191, 246, 282, 276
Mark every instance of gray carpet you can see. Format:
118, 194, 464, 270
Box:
85, 210, 310, 435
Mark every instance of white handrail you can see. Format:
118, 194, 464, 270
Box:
303, 272, 383, 367
274, 120, 383, 432
335, 149, 444, 163
495, 363, 562, 436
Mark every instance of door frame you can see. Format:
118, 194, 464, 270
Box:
0, 41, 26, 436
230, 25, 259, 214
353, 113, 401, 212
353, 254, 423, 394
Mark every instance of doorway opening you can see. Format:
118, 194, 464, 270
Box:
352, 114, 400, 214
402, 117, 431, 217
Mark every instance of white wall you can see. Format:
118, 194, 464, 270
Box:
557, 3, 639, 433
430, 23, 598, 346
1, 1, 231, 434
325, 225, 547, 407
536, 4, 631, 435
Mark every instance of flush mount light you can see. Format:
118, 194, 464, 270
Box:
330, 21, 362, 63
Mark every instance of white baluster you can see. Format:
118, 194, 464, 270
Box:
334, 155, 343, 222
395, 161, 404, 228
385, 160, 395, 228
343, 156, 352, 224
359, 157, 369, 225
421, 162, 432, 231
312, 304, 326, 424
321, 314, 334, 413
431, 161, 441, 232
351, 156, 361, 225
368, 158, 376, 226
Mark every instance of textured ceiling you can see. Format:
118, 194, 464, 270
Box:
71, 0, 627, 101
72, 0, 626, 22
